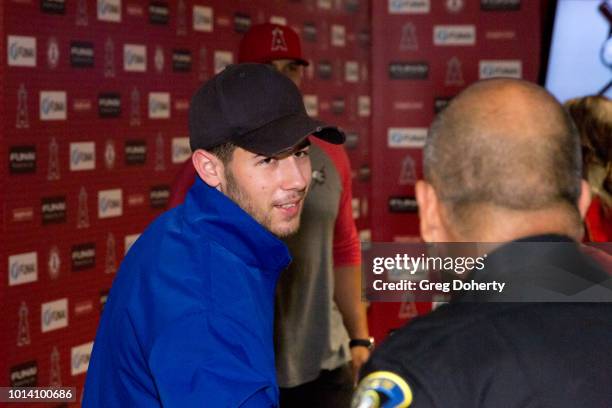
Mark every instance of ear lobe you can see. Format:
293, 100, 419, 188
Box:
192, 150, 224, 188
577, 179, 592, 219
416, 181, 439, 242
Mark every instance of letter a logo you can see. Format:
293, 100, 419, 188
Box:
271, 27, 288, 52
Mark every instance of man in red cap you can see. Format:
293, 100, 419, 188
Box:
168, 23, 370, 407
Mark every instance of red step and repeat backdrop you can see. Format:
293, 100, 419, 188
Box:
1, 0, 371, 404
367, 0, 544, 341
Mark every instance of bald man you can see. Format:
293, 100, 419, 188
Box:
352, 79, 612, 408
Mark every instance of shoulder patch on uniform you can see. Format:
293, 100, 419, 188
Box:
351, 371, 413, 408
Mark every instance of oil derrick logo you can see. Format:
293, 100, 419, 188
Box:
49, 346, 62, 387
76, 0, 88, 26
400, 23, 418, 51
48, 137, 60, 180
445, 57, 464, 86
130, 87, 141, 126
155, 132, 166, 171
17, 302, 31, 347
104, 37, 115, 78
77, 187, 90, 229
16, 84, 29, 129
105, 233, 117, 274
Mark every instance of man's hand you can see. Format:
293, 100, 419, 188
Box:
350, 346, 371, 384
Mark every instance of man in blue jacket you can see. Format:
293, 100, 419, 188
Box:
83, 64, 345, 407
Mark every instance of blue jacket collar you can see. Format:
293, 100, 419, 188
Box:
183, 177, 291, 272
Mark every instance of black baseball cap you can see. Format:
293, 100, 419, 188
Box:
189, 63, 345, 157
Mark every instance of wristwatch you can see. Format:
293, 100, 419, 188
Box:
349, 337, 375, 350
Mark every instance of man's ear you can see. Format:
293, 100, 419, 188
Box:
192, 149, 225, 188
577, 179, 592, 219
416, 180, 446, 243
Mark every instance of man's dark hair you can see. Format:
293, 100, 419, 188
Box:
423, 79, 583, 227
208, 142, 237, 165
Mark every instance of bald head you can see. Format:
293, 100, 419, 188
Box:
422, 79, 584, 240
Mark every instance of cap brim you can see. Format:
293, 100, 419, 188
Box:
233, 112, 345, 157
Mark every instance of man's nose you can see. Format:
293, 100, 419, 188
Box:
280, 156, 310, 191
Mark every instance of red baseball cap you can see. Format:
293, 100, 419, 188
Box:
238, 23, 309, 66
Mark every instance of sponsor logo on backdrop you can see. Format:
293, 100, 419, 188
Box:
98, 189, 123, 218
49, 346, 62, 387
71, 243, 96, 271
388, 127, 427, 148
318, 0, 332, 9
446, 0, 464, 12
12, 207, 34, 223
127, 193, 145, 207
130, 87, 141, 125
16, 84, 30, 128
331, 97, 345, 115
9, 252, 38, 286
174, 99, 189, 111
352, 198, 360, 219
124, 44, 147, 72
149, 2, 169, 24
176, 0, 187, 35
479, 60, 522, 79
485, 30, 516, 40
47, 37, 59, 68
76, 0, 89, 26
481, 0, 520, 11
104, 37, 115, 77
389, 62, 429, 80
105, 139, 116, 169
98, 93, 121, 117
399, 155, 417, 185
303, 22, 317, 42
10, 361, 38, 387
445, 57, 464, 85
346, 0, 360, 12
100, 290, 110, 313
214, 50, 233, 74
42, 0, 66, 14
434, 25, 476, 46
345, 61, 359, 82
303, 95, 318, 117
97, 0, 121, 22
124, 233, 141, 255
41, 196, 67, 224
394, 100, 424, 111
154, 46, 164, 73
345, 132, 359, 149
358, 96, 371, 117
73, 99, 92, 112
71, 342, 93, 376
234, 12, 251, 33
126, 3, 143, 16
155, 132, 166, 171
11, 33, 29, 62
331, 25, 346, 47
106, 233, 117, 274
434, 96, 453, 113
17, 302, 31, 346
40, 91, 67, 120
198, 47, 209, 81
70, 41, 94, 67
9, 145, 36, 174
77, 187, 90, 229
148, 92, 170, 119
358, 28, 371, 49
317, 60, 333, 79
125, 140, 147, 165
400, 23, 418, 51
150, 185, 170, 208
389, 196, 419, 213
389, 0, 430, 14
48, 137, 60, 180
172, 49, 192, 72
41, 298, 69, 333
193, 5, 213, 32
358, 165, 371, 181
48, 246, 61, 280
269, 16, 286, 26
70, 142, 95, 171
172, 137, 191, 163
74, 300, 94, 317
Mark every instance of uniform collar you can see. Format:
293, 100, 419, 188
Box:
183, 177, 291, 272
